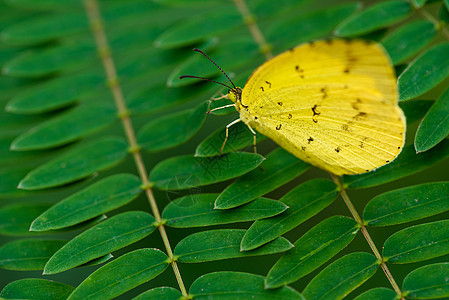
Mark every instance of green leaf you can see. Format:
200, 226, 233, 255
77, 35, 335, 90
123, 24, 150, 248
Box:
189, 271, 304, 299
31, 174, 143, 231
1, 13, 88, 45
265, 216, 359, 289
241, 179, 338, 251
343, 140, 449, 189
11, 103, 117, 151
0, 279, 74, 300
0, 239, 66, 270
2, 42, 96, 77
44, 211, 156, 274
335, 0, 413, 37
381, 20, 437, 65
398, 42, 449, 101
399, 99, 433, 125
133, 287, 182, 300
0, 202, 106, 236
149, 152, 264, 190
174, 229, 293, 263
353, 288, 397, 300
402, 263, 449, 299
195, 121, 266, 157
163, 193, 287, 228
268, 3, 360, 50
415, 87, 449, 152
383, 220, 449, 264
155, 8, 241, 49
0, 203, 50, 236
67, 248, 169, 300
363, 182, 449, 226
303, 252, 379, 300
5, 73, 105, 114
138, 101, 208, 152
18, 137, 129, 190
215, 147, 309, 209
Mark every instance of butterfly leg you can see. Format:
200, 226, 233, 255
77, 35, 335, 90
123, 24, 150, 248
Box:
246, 124, 257, 154
208, 104, 236, 114
211, 92, 228, 100
220, 118, 241, 155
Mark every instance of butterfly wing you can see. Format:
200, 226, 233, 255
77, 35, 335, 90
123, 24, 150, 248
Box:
239, 39, 405, 175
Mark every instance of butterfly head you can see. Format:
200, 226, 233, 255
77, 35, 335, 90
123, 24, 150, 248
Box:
227, 87, 244, 111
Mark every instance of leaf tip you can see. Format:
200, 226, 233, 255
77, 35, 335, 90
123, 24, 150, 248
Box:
29, 219, 40, 231
17, 180, 25, 189
240, 244, 251, 252
42, 264, 55, 275
264, 279, 280, 290
213, 201, 225, 209
9, 141, 17, 151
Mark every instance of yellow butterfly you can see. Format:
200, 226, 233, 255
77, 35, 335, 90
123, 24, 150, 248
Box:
182, 39, 406, 175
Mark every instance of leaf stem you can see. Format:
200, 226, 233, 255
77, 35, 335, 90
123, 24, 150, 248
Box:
232, 0, 273, 59
414, 2, 449, 40
83, 0, 187, 296
330, 174, 404, 299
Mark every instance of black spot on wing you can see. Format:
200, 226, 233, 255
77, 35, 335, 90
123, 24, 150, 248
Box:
320, 87, 328, 99
295, 65, 305, 78
312, 104, 320, 123
353, 112, 367, 120
352, 98, 362, 110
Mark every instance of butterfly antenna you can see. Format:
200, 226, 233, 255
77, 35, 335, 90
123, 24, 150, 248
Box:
193, 48, 236, 89
179, 75, 233, 90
